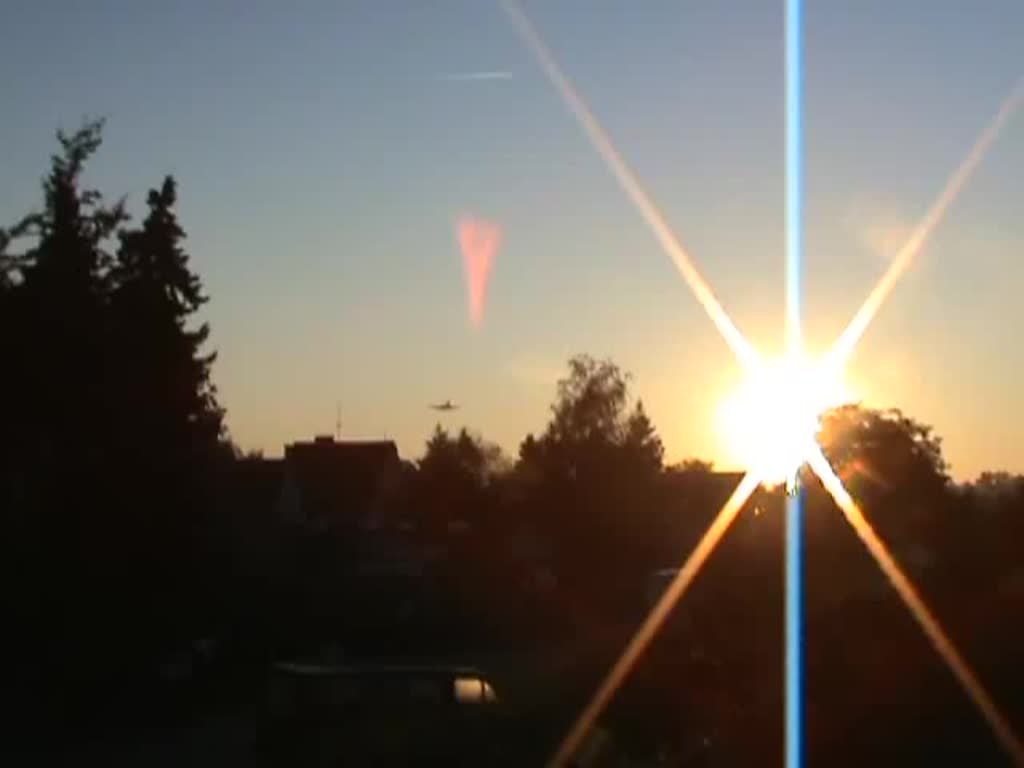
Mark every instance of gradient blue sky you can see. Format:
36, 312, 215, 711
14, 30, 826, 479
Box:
2, 1, 1021, 478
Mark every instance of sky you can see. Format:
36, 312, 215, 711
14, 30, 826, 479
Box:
2, 1, 1022, 479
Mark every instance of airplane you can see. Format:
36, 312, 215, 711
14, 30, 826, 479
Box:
429, 399, 459, 412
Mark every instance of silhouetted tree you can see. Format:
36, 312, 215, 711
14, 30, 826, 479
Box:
107, 175, 227, 644
109, 175, 224, 454
519, 355, 663, 480
820, 404, 948, 492
964, 471, 1024, 606
622, 399, 664, 474
517, 355, 665, 629
798, 407, 1024, 766
4, 118, 127, 507
941, 470, 1024, 594
7, 119, 126, 465
2, 123, 233, 721
419, 424, 505, 490
669, 457, 715, 474
416, 425, 505, 552
1, 120, 131, 718
414, 425, 493, 553
817, 404, 950, 567
971, 470, 1024, 500
549, 355, 630, 443
409, 426, 507, 650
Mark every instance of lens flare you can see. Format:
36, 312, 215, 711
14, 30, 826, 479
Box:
807, 448, 1024, 766
784, 3, 805, 766
457, 216, 501, 329
547, 472, 761, 768
718, 353, 851, 488
501, 0, 760, 372
503, 1, 1023, 763
827, 77, 1024, 370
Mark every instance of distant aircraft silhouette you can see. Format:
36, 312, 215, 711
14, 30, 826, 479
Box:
429, 400, 459, 412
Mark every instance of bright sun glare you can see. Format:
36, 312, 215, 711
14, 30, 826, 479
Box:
719, 353, 852, 486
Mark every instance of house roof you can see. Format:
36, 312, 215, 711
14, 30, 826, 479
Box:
282, 437, 402, 524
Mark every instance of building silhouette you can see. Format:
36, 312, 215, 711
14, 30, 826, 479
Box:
277, 436, 402, 531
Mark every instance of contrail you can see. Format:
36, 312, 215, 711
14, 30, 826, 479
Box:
827, 77, 1024, 371
547, 472, 762, 768
807, 448, 1024, 766
439, 71, 514, 82
500, 0, 761, 372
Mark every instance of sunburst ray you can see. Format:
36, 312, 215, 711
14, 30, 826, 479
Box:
501, 0, 760, 372
827, 78, 1023, 372
547, 472, 762, 767
806, 448, 1024, 766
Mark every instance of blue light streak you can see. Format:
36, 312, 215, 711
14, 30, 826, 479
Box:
785, 1, 804, 767
786, 0, 803, 352
785, 491, 803, 768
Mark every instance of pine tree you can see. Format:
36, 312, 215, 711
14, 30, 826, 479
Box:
5, 118, 126, 498
2, 120, 127, 686
622, 399, 665, 474
110, 176, 224, 456
2, 120, 232, 703
108, 176, 226, 639
16, 121, 124, 292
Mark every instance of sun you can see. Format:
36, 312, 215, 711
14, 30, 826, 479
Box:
718, 352, 852, 487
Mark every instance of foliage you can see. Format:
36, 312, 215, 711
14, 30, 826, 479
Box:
819, 404, 948, 492
12, 119, 125, 297
518, 354, 664, 480
1, 121, 228, 692
3, 122, 1021, 765
419, 424, 506, 487
549, 354, 630, 444
971, 470, 1024, 500
6, 121, 127, 465
109, 175, 225, 457
669, 457, 715, 473
513, 356, 666, 627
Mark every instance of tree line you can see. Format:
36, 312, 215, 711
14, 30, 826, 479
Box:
2, 121, 230, 724
2, 122, 1021, 764
410, 362, 1023, 765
